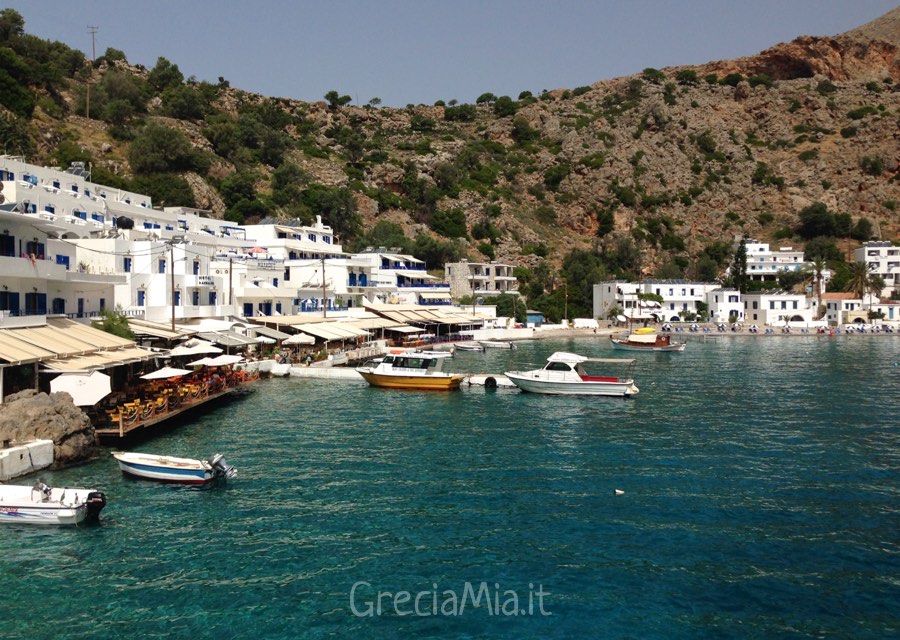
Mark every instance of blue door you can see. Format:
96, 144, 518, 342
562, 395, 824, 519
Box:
77, 298, 84, 318
243, 303, 253, 317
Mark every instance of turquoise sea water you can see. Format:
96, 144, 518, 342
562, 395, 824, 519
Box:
2, 336, 899, 639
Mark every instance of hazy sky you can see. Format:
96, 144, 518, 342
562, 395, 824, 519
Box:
5, 1, 896, 107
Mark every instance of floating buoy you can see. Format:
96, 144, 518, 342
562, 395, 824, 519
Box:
614, 489, 624, 496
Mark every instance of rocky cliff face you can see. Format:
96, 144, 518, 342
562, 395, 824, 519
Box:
20, 10, 900, 276
0, 391, 99, 468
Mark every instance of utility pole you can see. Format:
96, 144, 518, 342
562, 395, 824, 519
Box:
321, 256, 327, 318
86, 26, 98, 120
563, 281, 568, 325
228, 257, 233, 309
170, 242, 176, 332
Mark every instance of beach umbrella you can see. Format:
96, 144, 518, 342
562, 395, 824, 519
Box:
284, 333, 315, 345
169, 340, 223, 356
50, 371, 112, 406
255, 335, 276, 344
140, 366, 193, 380
189, 354, 245, 367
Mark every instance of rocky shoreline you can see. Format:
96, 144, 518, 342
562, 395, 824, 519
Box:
0, 390, 99, 470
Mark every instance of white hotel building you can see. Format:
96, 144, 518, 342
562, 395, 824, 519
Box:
0, 157, 456, 328
855, 241, 900, 298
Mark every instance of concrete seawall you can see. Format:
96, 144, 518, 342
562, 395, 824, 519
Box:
0, 440, 54, 481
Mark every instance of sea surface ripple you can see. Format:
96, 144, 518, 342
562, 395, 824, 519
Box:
1, 336, 898, 639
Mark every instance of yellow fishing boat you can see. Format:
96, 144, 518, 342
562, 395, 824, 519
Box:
356, 354, 465, 390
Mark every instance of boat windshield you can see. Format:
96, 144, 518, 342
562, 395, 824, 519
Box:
543, 361, 574, 372
387, 356, 436, 370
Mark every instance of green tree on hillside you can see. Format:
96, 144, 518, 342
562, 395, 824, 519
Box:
128, 123, 203, 174
0, 9, 25, 42
148, 56, 184, 93
324, 90, 352, 110
731, 237, 749, 293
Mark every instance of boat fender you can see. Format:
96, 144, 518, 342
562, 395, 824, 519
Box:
484, 376, 498, 389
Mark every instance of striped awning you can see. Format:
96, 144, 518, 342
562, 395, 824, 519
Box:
296, 323, 369, 341
197, 331, 257, 347
126, 318, 196, 340
0, 318, 141, 366
247, 325, 291, 340
42, 347, 157, 371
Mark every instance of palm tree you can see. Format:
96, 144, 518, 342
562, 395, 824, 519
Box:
844, 260, 875, 300
802, 258, 828, 318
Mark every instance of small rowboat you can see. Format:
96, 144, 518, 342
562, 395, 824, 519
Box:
112, 452, 236, 485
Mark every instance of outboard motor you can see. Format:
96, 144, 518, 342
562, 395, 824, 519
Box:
85, 491, 107, 520
208, 453, 237, 480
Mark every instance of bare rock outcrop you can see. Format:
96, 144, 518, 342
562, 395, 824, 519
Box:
0, 390, 98, 468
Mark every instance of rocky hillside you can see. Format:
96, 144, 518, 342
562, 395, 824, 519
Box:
2, 8, 898, 289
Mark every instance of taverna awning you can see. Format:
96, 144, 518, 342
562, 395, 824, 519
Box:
0, 318, 153, 369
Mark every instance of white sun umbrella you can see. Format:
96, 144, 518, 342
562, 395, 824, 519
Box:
168, 340, 223, 357
284, 333, 315, 345
50, 371, 112, 406
205, 354, 244, 366
255, 335, 276, 344
140, 366, 193, 380
188, 354, 244, 367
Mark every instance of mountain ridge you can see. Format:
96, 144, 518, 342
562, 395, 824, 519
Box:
1, 7, 897, 311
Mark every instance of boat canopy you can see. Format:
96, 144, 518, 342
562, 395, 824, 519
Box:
546, 351, 635, 365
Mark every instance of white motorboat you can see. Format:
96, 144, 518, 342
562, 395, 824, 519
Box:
505, 351, 639, 397
479, 340, 516, 350
454, 343, 484, 352
0, 481, 107, 525
112, 452, 236, 485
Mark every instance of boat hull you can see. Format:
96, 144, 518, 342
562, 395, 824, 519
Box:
358, 370, 464, 390
112, 453, 213, 484
610, 338, 685, 352
479, 341, 515, 349
0, 485, 106, 525
505, 372, 638, 397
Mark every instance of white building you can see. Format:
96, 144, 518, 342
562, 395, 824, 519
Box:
855, 241, 900, 298
592, 280, 723, 322
352, 249, 451, 306
738, 239, 807, 283
742, 290, 815, 325
444, 260, 519, 300
706, 287, 744, 322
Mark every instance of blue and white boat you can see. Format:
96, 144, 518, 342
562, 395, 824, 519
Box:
112, 452, 236, 485
0, 481, 106, 525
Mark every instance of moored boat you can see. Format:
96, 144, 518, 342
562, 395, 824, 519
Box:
610, 327, 686, 352
479, 340, 516, 350
357, 354, 465, 390
0, 481, 106, 525
454, 343, 484, 352
112, 451, 236, 485
505, 351, 639, 397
